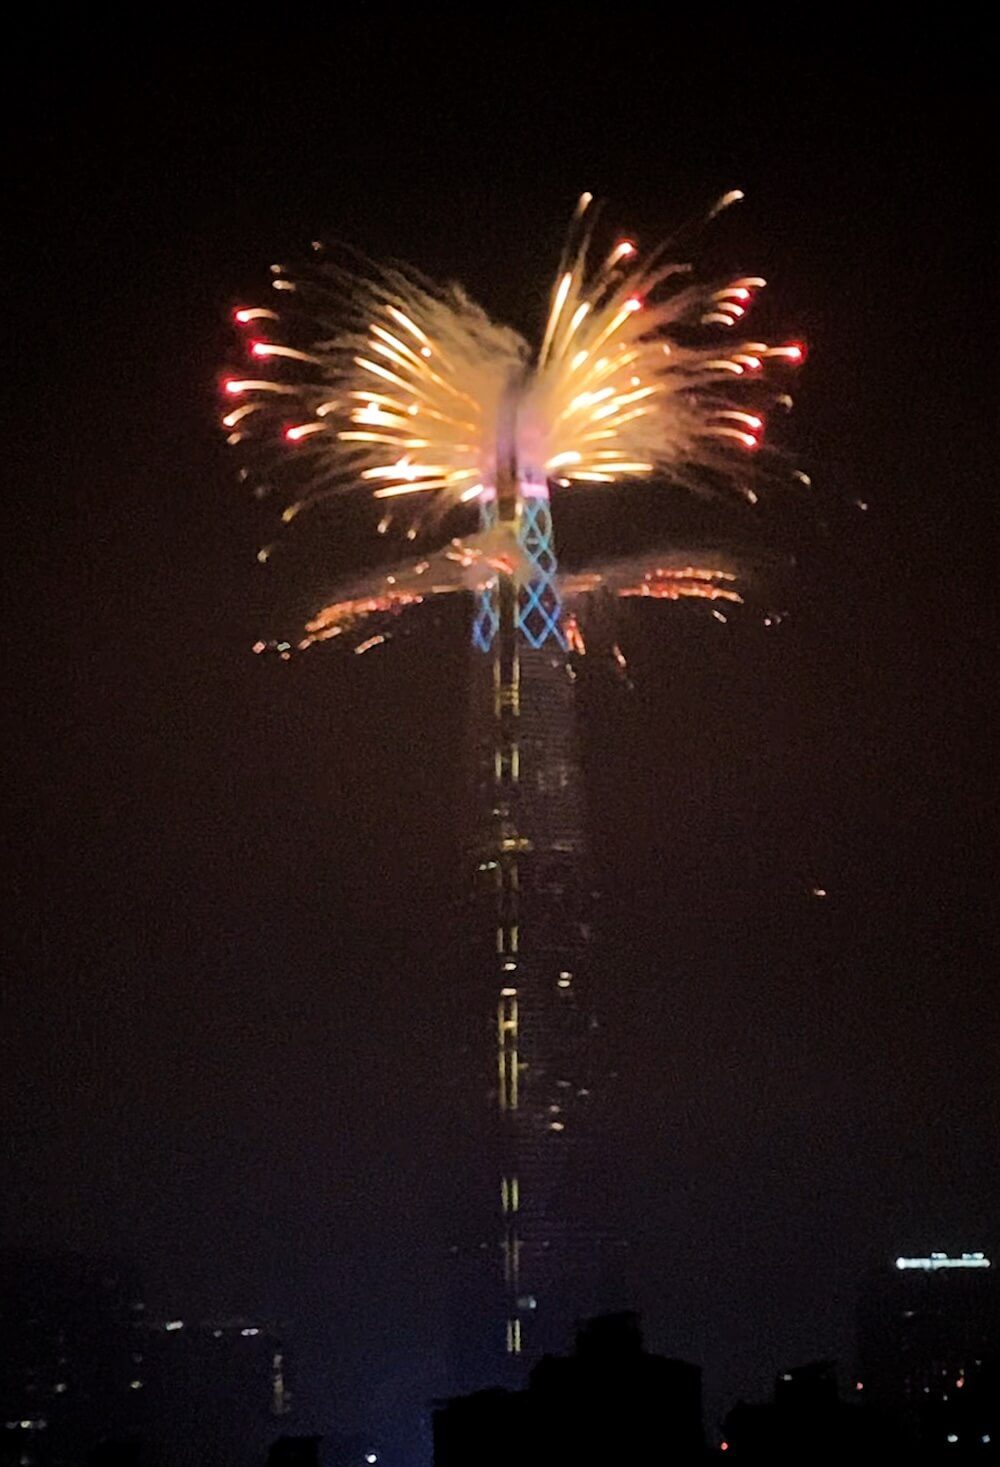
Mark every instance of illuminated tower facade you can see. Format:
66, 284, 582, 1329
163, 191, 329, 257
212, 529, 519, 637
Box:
465, 387, 599, 1370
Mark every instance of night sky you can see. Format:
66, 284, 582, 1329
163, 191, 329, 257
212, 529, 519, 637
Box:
4, 23, 995, 1460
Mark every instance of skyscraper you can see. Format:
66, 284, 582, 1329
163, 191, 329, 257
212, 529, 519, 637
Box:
857, 1252, 998, 1454
461, 400, 602, 1375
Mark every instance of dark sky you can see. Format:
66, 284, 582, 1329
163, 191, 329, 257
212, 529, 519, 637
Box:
3, 21, 995, 1460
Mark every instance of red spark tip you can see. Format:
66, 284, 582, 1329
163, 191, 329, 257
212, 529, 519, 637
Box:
285, 424, 312, 442
250, 341, 268, 357
223, 379, 240, 394
785, 343, 805, 361
234, 309, 254, 324
625, 296, 643, 311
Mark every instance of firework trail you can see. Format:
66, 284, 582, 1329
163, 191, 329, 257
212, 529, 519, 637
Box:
223, 192, 803, 649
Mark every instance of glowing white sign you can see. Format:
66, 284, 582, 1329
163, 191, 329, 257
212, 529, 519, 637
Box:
895, 1253, 990, 1271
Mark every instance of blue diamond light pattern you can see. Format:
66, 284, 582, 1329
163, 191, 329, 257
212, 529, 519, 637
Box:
472, 492, 500, 653
472, 491, 566, 653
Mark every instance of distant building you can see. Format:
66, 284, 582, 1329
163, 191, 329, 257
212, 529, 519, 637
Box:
0, 1250, 143, 1464
128, 1314, 291, 1464
857, 1251, 998, 1455
433, 1311, 704, 1466
723, 1360, 898, 1464
0, 1252, 293, 1466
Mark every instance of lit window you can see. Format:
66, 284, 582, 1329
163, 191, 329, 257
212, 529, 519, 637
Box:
947, 1435, 958, 1444
241, 1328, 260, 1337
164, 1320, 184, 1331
130, 1381, 143, 1391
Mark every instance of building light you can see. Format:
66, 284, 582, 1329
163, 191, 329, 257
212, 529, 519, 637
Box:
53, 1385, 67, 1395
895, 1253, 990, 1271
241, 1327, 261, 1337
365, 1456, 378, 1464
947, 1435, 958, 1444
129, 1381, 143, 1391
164, 1320, 184, 1331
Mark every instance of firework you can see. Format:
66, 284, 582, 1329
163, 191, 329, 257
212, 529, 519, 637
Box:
224, 192, 803, 646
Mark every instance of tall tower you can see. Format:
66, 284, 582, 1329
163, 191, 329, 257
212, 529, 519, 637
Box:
465, 385, 599, 1371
